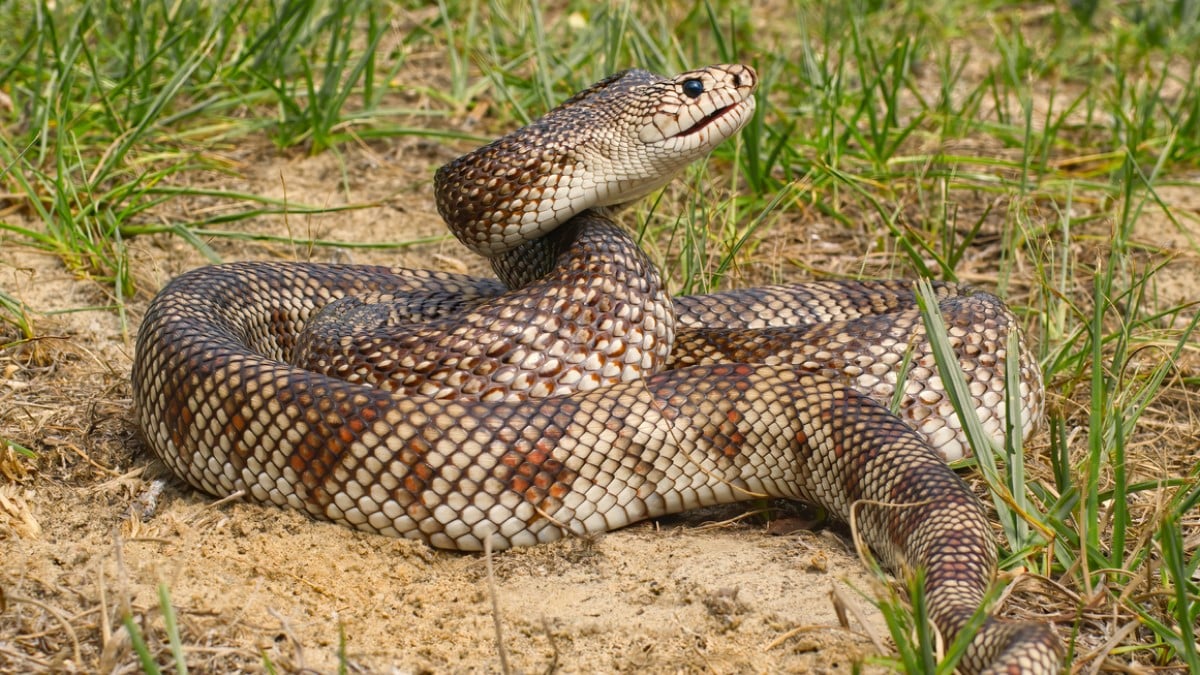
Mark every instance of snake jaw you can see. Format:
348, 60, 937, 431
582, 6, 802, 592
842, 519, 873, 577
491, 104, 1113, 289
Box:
676, 102, 740, 138
666, 96, 757, 150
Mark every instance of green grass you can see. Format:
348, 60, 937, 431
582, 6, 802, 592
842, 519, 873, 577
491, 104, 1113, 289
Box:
2, 0, 1199, 671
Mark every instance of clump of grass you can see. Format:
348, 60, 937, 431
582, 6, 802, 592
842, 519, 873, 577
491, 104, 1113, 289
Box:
121, 584, 187, 675
247, 0, 388, 154
0, 289, 35, 345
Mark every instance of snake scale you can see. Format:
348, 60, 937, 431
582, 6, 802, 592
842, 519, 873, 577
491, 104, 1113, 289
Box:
133, 65, 1062, 672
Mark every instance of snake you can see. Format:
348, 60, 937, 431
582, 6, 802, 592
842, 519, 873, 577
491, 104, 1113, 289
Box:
132, 64, 1062, 673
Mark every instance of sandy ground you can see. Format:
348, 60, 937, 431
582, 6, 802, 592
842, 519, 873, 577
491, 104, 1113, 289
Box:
2, 79, 1198, 673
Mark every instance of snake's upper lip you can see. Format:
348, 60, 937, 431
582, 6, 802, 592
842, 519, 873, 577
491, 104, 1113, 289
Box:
676, 101, 743, 138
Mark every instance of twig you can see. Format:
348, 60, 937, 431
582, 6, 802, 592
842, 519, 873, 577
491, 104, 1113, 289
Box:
831, 582, 889, 655
7, 594, 84, 665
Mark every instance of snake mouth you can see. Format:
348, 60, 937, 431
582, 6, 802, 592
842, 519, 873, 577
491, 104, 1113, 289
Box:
675, 101, 744, 138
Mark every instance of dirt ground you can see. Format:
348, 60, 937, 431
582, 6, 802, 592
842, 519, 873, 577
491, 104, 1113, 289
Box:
2, 83, 1198, 674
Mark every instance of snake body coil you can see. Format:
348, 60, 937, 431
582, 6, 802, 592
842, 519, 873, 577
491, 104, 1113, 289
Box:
133, 65, 1061, 673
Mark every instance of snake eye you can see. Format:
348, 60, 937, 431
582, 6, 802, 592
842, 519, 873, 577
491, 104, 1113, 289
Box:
681, 78, 705, 98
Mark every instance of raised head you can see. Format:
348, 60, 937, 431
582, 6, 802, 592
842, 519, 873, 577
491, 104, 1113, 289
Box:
435, 65, 758, 257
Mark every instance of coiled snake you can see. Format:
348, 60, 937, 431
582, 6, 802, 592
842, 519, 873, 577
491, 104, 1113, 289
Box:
133, 65, 1062, 673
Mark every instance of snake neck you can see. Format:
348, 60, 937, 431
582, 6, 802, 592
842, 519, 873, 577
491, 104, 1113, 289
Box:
486, 207, 639, 289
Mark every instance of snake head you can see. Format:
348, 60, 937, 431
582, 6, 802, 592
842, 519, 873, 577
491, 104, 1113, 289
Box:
435, 64, 758, 258
546, 64, 759, 207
